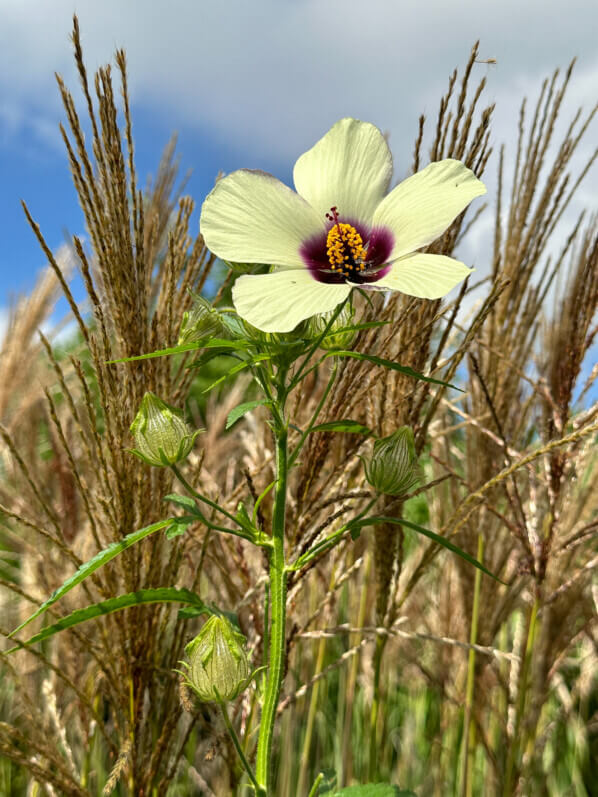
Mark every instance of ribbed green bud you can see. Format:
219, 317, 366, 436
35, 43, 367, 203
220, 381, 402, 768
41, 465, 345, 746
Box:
306, 305, 356, 350
178, 295, 223, 345
364, 426, 421, 496
182, 615, 250, 703
129, 392, 202, 467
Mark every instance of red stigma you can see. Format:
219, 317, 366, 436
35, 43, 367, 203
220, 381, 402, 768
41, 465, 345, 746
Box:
325, 206, 344, 241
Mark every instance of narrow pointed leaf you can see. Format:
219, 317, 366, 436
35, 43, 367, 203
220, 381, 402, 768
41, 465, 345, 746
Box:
8, 518, 172, 637
108, 338, 250, 364
226, 400, 271, 429
235, 502, 257, 535
332, 786, 416, 796
185, 347, 238, 370
309, 420, 373, 435
202, 354, 271, 393
164, 493, 201, 514
202, 359, 252, 392
348, 516, 503, 582
327, 350, 461, 390
7, 588, 209, 653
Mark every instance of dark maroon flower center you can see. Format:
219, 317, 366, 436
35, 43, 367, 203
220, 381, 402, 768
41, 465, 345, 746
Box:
299, 207, 394, 284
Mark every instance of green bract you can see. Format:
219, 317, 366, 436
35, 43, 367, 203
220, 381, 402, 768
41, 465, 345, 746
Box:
364, 426, 421, 496
178, 294, 223, 345
130, 392, 202, 467
182, 615, 250, 703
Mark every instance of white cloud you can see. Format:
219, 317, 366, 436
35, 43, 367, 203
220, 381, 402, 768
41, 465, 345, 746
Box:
0, 307, 7, 342
2, 0, 598, 166
1, 0, 597, 297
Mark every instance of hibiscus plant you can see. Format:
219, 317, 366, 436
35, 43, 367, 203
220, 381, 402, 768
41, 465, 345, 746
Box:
8, 118, 493, 797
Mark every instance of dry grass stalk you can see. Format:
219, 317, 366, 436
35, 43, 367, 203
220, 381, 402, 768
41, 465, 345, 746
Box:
0, 23, 596, 797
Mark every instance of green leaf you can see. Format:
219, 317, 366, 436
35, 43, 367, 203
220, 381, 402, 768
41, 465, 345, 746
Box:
234, 502, 263, 542
164, 493, 200, 515
108, 338, 250, 364
309, 420, 373, 436
226, 400, 270, 429
331, 786, 416, 796
8, 519, 173, 638
348, 516, 502, 583
165, 518, 194, 539
185, 347, 238, 370
252, 480, 275, 525
202, 354, 271, 393
235, 501, 253, 528
7, 588, 209, 652
328, 351, 462, 391
202, 359, 251, 392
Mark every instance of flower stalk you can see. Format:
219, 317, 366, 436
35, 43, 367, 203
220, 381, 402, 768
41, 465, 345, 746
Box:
219, 703, 263, 795
256, 419, 289, 792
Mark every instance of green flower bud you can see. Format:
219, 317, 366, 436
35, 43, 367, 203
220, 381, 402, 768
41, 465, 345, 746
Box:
178, 295, 223, 345
306, 305, 356, 350
181, 615, 250, 703
130, 392, 202, 467
364, 426, 421, 496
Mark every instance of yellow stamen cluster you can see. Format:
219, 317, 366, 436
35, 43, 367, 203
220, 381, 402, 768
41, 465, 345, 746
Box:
326, 223, 367, 275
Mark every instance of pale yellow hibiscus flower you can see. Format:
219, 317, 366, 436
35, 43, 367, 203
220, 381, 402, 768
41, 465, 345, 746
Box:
200, 118, 486, 333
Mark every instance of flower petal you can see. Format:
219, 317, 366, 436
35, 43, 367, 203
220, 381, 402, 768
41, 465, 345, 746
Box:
372, 159, 486, 259
200, 169, 324, 268
232, 269, 351, 332
293, 118, 393, 224
374, 253, 473, 299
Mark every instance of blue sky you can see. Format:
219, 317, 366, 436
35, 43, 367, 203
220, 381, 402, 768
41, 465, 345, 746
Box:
1, 0, 598, 323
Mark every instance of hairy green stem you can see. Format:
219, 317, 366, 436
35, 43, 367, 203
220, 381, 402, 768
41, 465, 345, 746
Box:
256, 425, 289, 792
